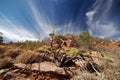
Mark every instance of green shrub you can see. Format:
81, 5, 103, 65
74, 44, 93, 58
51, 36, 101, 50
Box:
37, 45, 50, 53
0, 35, 3, 44
79, 31, 92, 48
55, 34, 66, 40
84, 51, 91, 56
25, 40, 38, 50
66, 48, 79, 54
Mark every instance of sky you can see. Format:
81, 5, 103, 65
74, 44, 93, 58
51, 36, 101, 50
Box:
0, 0, 120, 42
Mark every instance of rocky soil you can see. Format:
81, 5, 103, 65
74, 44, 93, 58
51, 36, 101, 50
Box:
0, 35, 120, 80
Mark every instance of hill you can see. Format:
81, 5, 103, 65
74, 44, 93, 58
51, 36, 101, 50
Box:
0, 32, 120, 80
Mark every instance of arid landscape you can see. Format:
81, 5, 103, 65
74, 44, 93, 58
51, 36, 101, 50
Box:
0, 0, 120, 80
0, 32, 120, 80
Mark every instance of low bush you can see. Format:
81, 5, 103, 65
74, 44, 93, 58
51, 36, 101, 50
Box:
0, 47, 6, 54
0, 35, 3, 44
25, 40, 40, 50
54, 34, 66, 44
5, 49, 22, 59
78, 31, 92, 49
16, 51, 40, 64
0, 57, 13, 69
36, 45, 51, 53
66, 48, 79, 54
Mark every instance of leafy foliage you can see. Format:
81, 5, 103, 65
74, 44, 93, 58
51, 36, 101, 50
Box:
37, 45, 50, 53
25, 40, 40, 50
54, 34, 66, 44
78, 31, 92, 48
66, 47, 79, 54
0, 34, 3, 43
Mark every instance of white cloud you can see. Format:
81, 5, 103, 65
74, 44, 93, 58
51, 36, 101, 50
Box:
86, 11, 95, 23
87, 21, 118, 37
86, 0, 118, 38
0, 0, 67, 42
0, 14, 38, 42
28, 1, 53, 37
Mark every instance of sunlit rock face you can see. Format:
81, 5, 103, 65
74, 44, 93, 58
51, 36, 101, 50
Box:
0, 0, 120, 42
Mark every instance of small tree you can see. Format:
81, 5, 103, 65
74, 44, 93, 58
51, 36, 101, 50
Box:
79, 31, 91, 48
0, 32, 3, 43
54, 34, 66, 45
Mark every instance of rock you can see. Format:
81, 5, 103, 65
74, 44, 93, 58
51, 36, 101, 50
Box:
14, 63, 27, 69
11, 69, 20, 73
92, 58, 104, 67
91, 51, 102, 58
31, 62, 66, 75
3, 72, 15, 80
0, 69, 9, 75
14, 62, 66, 75
74, 60, 86, 71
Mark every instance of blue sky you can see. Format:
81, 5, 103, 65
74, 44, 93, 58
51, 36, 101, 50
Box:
0, 0, 120, 42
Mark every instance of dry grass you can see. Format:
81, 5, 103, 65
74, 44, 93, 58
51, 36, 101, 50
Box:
15, 51, 41, 64
0, 57, 13, 69
5, 49, 22, 59
36, 45, 51, 53
0, 46, 9, 54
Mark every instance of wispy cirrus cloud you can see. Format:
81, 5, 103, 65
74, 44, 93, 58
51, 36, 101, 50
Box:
28, 0, 82, 36
86, 0, 118, 38
28, 0, 53, 38
0, 13, 38, 42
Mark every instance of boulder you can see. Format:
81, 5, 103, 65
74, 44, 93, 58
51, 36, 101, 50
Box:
91, 51, 102, 58
31, 62, 66, 75
0, 69, 9, 75
14, 62, 66, 75
14, 63, 27, 69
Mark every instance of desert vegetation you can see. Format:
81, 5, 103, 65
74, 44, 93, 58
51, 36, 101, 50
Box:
0, 31, 120, 80
0, 32, 3, 44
